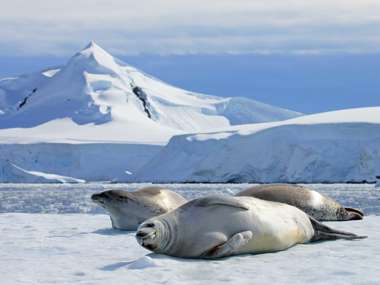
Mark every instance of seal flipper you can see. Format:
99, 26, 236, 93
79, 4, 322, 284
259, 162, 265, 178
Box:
309, 216, 367, 241
110, 216, 117, 229
202, 231, 253, 259
344, 207, 364, 220
192, 195, 249, 210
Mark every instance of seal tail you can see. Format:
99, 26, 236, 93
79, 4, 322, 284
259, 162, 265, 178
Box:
309, 217, 367, 242
344, 207, 364, 220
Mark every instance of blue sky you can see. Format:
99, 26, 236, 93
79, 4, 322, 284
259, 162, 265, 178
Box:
1, 1, 379, 113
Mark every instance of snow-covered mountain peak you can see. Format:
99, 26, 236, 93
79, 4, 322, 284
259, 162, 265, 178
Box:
83, 40, 101, 52
77, 41, 113, 62
0, 43, 302, 142
64, 41, 125, 79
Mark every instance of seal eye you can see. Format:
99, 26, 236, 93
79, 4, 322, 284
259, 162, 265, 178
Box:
145, 223, 155, 228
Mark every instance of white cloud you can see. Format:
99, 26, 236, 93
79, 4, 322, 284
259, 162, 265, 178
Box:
1, 0, 380, 56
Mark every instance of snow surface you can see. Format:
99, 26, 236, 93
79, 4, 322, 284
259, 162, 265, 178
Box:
135, 107, 380, 183
9, 163, 85, 183
1, 213, 378, 285
0, 183, 379, 285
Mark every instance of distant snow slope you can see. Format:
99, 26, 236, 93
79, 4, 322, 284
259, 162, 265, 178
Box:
135, 107, 380, 183
10, 163, 85, 183
0, 41, 301, 144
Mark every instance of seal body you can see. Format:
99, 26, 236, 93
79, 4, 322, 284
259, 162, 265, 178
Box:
236, 184, 363, 221
136, 195, 365, 259
91, 186, 187, 230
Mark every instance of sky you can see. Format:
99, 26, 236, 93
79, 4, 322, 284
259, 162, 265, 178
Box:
0, 0, 379, 113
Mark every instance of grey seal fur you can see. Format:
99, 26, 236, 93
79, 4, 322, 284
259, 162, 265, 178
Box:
91, 186, 187, 230
136, 195, 366, 259
236, 184, 363, 221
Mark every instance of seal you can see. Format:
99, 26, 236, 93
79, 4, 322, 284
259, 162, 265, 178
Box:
236, 184, 363, 221
136, 195, 366, 259
91, 186, 187, 230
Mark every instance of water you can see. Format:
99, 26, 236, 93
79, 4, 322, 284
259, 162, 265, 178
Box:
0, 183, 379, 215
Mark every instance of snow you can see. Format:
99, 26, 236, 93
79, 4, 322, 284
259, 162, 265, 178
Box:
1, 213, 379, 285
0, 183, 379, 285
135, 107, 380, 183
9, 163, 86, 183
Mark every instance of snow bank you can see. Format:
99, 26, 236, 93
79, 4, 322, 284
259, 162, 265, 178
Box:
0, 143, 161, 183
0, 213, 378, 285
9, 163, 85, 183
135, 107, 380, 183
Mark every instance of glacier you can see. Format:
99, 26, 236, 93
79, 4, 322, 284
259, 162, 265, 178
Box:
134, 107, 380, 183
0, 143, 161, 183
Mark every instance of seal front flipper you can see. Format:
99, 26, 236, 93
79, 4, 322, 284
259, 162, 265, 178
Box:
192, 195, 249, 210
202, 231, 253, 259
309, 216, 367, 241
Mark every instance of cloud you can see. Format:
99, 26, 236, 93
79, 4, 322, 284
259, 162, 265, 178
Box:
1, 0, 380, 56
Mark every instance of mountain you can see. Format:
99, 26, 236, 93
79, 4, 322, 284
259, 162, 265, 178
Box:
0, 41, 303, 182
133, 107, 380, 183
0, 41, 301, 144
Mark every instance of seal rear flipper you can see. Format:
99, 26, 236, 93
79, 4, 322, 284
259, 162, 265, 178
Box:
202, 231, 253, 259
344, 207, 364, 220
309, 216, 367, 241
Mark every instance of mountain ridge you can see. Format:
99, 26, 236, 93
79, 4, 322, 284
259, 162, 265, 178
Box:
0, 41, 302, 144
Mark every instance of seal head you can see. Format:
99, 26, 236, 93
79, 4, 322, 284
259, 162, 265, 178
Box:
91, 187, 186, 230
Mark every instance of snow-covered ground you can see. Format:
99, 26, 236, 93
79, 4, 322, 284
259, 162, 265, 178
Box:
1, 213, 378, 285
135, 107, 380, 183
0, 184, 379, 284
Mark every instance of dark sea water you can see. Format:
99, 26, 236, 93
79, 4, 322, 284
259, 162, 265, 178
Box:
0, 183, 379, 215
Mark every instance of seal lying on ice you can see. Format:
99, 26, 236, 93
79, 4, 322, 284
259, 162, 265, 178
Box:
91, 187, 187, 230
236, 184, 363, 221
136, 195, 366, 259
